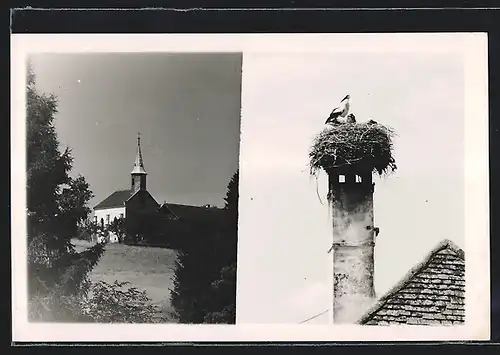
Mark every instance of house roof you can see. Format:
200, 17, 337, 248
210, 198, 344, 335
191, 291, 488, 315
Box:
158, 203, 180, 220
159, 202, 224, 222
359, 239, 465, 326
94, 189, 133, 210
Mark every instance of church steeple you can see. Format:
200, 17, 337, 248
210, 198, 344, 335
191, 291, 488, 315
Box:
131, 132, 147, 192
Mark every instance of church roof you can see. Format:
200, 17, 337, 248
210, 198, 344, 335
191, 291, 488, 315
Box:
359, 239, 465, 326
94, 189, 133, 210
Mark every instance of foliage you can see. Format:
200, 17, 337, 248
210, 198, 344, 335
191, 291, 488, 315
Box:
77, 219, 100, 242
203, 262, 237, 324
108, 217, 127, 243
81, 280, 159, 323
29, 279, 160, 323
26, 66, 172, 324
28, 291, 90, 323
309, 122, 397, 176
26, 64, 105, 321
170, 170, 238, 324
203, 171, 239, 324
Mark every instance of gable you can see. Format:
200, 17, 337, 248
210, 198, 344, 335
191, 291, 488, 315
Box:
94, 190, 132, 210
359, 240, 465, 326
158, 204, 180, 220
126, 189, 159, 210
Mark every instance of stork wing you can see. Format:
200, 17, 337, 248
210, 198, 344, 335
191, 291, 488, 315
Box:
330, 106, 341, 114
326, 107, 341, 123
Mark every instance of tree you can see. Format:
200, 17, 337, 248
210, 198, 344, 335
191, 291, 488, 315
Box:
26, 65, 104, 321
170, 170, 239, 324
204, 170, 238, 323
108, 217, 126, 243
77, 218, 100, 242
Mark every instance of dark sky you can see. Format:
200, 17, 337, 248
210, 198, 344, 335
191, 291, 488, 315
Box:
30, 53, 242, 208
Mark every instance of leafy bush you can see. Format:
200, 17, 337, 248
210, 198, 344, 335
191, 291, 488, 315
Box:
77, 219, 100, 242
81, 281, 159, 323
28, 280, 160, 323
108, 217, 126, 243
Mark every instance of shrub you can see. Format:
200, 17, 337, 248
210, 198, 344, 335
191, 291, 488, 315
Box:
81, 280, 159, 323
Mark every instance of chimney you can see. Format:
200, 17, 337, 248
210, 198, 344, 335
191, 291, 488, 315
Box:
309, 121, 396, 324
328, 169, 376, 323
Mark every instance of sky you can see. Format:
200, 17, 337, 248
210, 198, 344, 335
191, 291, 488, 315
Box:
29, 53, 242, 208
236, 49, 466, 324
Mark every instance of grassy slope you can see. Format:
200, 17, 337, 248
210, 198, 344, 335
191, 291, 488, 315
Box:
72, 239, 178, 322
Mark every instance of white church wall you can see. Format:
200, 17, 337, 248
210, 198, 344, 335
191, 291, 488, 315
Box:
93, 207, 126, 226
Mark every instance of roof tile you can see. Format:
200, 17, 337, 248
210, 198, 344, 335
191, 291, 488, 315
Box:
359, 240, 465, 326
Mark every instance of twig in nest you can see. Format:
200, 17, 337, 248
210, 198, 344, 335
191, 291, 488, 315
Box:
315, 174, 324, 205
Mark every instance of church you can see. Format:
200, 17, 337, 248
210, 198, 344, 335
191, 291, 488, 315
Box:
92, 134, 218, 245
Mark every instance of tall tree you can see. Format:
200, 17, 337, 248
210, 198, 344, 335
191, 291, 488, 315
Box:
204, 170, 238, 323
26, 65, 104, 321
170, 170, 239, 324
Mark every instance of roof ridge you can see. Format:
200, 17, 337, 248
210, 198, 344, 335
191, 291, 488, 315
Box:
166, 202, 222, 209
94, 189, 133, 210
126, 189, 159, 206
436, 238, 465, 260
158, 203, 179, 220
358, 238, 465, 324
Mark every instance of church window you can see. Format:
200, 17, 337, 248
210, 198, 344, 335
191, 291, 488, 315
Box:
355, 175, 362, 183
338, 175, 346, 183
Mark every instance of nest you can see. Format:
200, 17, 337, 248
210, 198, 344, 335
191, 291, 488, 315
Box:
309, 122, 397, 176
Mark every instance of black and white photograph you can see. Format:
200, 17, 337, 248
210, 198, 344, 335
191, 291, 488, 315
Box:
22, 52, 241, 324
236, 34, 489, 333
11, 34, 489, 342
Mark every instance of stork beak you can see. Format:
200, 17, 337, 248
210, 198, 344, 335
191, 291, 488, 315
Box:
342, 95, 350, 102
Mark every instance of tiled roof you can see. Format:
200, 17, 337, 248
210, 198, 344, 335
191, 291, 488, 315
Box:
158, 203, 180, 220
166, 203, 224, 222
359, 239, 465, 326
94, 189, 133, 210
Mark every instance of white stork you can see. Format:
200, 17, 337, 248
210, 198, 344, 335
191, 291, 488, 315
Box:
325, 94, 350, 125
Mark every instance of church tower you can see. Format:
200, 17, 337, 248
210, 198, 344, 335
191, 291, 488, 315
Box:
131, 132, 147, 193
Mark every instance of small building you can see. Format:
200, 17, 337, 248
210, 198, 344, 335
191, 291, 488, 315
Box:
92, 134, 223, 245
93, 134, 157, 243
359, 239, 465, 326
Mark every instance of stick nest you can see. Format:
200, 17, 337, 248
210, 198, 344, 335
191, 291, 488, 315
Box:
309, 122, 397, 176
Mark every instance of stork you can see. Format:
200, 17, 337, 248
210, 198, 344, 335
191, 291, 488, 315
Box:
326, 95, 350, 125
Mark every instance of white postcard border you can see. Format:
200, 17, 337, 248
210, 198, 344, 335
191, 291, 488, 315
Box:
11, 33, 490, 342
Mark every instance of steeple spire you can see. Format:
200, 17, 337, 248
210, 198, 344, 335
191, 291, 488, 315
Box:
131, 132, 147, 175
